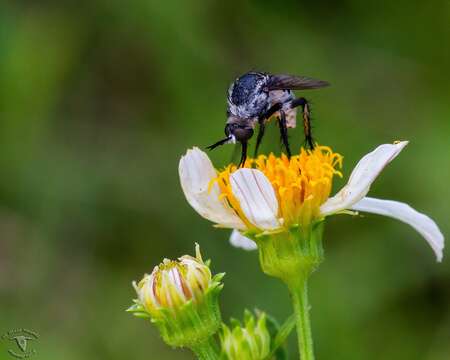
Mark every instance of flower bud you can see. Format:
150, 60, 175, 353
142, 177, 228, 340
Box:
220, 311, 270, 360
128, 244, 224, 348
135, 254, 211, 316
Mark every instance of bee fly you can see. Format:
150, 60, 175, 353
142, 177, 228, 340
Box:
207, 71, 329, 166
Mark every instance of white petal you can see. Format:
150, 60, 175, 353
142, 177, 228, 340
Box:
351, 197, 444, 262
179, 147, 246, 229
229, 230, 257, 250
320, 141, 408, 216
230, 169, 280, 230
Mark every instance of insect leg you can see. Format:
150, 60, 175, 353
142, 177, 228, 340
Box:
239, 141, 248, 167
290, 97, 314, 149
278, 110, 292, 158
261, 102, 282, 120
254, 118, 266, 157
252, 102, 282, 157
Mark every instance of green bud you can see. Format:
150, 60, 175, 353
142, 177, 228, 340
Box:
220, 310, 270, 360
128, 244, 224, 348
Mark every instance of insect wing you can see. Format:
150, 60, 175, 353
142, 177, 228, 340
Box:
267, 74, 329, 90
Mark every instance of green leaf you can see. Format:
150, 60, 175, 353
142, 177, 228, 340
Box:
266, 314, 296, 360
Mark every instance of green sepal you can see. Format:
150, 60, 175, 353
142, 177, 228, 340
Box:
126, 302, 152, 318
245, 221, 325, 286
213, 272, 226, 283
229, 318, 241, 328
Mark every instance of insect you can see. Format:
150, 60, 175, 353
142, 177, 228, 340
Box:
207, 71, 329, 166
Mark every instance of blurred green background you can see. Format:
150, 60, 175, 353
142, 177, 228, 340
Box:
0, 1, 449, 359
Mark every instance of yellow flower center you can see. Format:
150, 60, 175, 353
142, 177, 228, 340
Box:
213, 146, 343, 229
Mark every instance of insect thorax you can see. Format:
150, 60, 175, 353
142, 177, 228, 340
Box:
227, 72, 270, 119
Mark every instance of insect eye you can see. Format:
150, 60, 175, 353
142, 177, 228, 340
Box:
224, 124, 234, 136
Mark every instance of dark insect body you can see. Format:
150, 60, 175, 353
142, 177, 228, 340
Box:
207, 71, 329, 166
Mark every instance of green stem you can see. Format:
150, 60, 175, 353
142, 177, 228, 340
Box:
288, 279, 315, 360
190, 336, 219, 360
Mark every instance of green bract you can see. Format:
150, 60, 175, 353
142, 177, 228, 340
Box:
247, 221, 324, 287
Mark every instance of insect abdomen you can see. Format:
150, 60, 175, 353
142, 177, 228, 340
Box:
268, 90, 297, 128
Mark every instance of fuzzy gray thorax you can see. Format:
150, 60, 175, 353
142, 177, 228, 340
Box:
227, 72, 271, 119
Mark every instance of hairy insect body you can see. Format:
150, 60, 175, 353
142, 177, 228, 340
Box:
227, 72, 270, 120
268, 90, 297, 128
208, 71, 329, 167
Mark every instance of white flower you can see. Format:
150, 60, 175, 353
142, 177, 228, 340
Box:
230, 229, 258, 250
179, 142, 444, 262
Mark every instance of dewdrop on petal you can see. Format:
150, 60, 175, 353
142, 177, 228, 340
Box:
127, 244, 224, 348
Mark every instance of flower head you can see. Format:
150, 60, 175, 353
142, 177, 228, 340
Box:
179, 142, 444, 261
214, 146, 343, 229
220, 311, 271, 360
128, 244, 224, 347
133, 246, 212, 316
